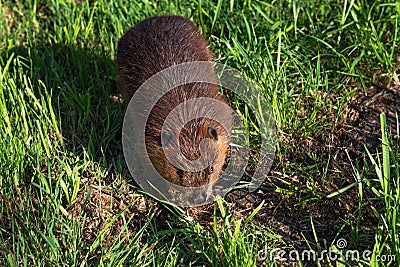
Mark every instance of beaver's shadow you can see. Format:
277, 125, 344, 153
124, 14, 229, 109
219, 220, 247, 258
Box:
3, 45, 128, 173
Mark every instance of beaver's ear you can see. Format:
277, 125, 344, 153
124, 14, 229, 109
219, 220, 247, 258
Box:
207, 126, 218, 141
161, 130, 176, 147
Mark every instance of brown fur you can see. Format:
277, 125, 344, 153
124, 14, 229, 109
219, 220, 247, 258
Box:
117, 15, 231, 187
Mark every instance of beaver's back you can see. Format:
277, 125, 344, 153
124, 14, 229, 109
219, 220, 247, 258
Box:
117, 15, 215, 101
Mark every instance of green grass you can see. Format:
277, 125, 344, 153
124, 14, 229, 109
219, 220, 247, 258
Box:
1, 0, 399, 266
353, 114, 400, 266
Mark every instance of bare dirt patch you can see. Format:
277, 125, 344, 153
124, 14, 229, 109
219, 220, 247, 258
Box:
226, 82, 400, 250
69, 169, 159, 251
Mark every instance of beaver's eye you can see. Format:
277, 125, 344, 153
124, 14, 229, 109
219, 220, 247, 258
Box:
177, 169, 184, 179
209, 166, 214, 174
207, 126, 218, 140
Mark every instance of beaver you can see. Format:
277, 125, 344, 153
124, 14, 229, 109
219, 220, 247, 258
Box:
117, 15, 232, 189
